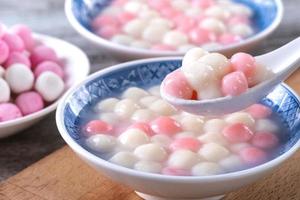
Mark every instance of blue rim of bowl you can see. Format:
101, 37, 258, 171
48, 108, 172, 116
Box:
56, 57, 300, 183
65, 0, 284, 56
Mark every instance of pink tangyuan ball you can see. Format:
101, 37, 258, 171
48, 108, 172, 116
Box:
246, 104, 272, 119
231, 52, 256, 77
222, 71, 248, 96
1, 33, 25, 52
30, 45, 58, 67
239, 147, 267, 165
163, 70, 194, 100
150, 116, 182, 136
15, 91, 44, 115
85, 120, 113, 136
5, 52, 31, 68
11, 24, 35, 51
0, 103, 23, 122
222, 123, 254, 143
251, 132, 279, 149
34, 61, 64, 78
0, 40, 9, 64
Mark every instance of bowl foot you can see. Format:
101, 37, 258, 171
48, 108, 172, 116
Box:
135, 192, 224, 200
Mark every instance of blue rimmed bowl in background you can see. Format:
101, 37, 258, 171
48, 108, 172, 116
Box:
56, 57, 299, 200
65, 0, 283, 60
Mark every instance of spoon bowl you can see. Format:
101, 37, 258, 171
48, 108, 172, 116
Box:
161, 37, 300, 116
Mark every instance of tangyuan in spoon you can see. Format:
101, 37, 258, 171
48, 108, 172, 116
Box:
161, 37, 300, 116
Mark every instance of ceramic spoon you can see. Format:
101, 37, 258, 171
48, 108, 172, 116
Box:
161, 37, 300, 116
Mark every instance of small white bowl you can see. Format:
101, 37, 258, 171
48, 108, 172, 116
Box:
65, 0, 283, 60
0, 33, 90, 138
56, 57, 299, 200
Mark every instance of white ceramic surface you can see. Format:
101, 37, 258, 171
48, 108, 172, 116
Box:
65, 0, 284, 60
0, 34, 90, 138
161, 37, 300, 116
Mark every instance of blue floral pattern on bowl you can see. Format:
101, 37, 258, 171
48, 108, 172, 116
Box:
71, 0, 279, 34
62, 59, 300, 157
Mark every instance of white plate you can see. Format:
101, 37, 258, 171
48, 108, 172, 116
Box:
0, 33, 90, 138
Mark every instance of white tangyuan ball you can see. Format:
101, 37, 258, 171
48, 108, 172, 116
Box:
139, 10, 160, 21
180, 114, 204, 134
255, 119, 279, 133
230, 24, 253, 38
168, 150, 199, 170
0, 78, 10, 103
149, 99, 177, 115
139, 96, 159, 107
0, 66, 5, 77
171, 0, 191, 11
198, 143, 229, 162
191, 162, 223, 176
197, 81, 222, 100
228, 4, 253, 17
86, 134, 117, 153
199, 53, 231, 77
111, 34, 134, 46
109, 152, 137, 168
219, 154, 243, 171
124, 1, 149, 14
5, 63, 34, 94
134, 143, 167, 162
131, 109, 156, 122
134, 161, 162, 173
200, 18, 226, 34
131, 40, 151, 49
94, 98, 119, 112
248, 63, 273, 86
171, 114, 183, 122
204, 119, 227, 133
99, 113, 119, 125
185, 8, 202, 17
225, 112, 255, 128
163, 31, 188, 47
150, 18, 173, 29
230, 142, 251, 153
205, 6, 231, 20
35, 71, 64, 102
182, 48, 209, 67
151, 134, 172, 147
201, 42, 222, 50
122, 87, 149, 101
123, 19, 148, 38
148, 86, 161, 96
142, 25, 169, 43
175, 131, 197, 139
218, 0, 234, 6
198, 132, 228, 146
114, 99, 140, 119
118, 128, 149, 149
182, 61, 218, 90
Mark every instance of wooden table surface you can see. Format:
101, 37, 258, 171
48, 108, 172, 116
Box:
0, 0, 299, 185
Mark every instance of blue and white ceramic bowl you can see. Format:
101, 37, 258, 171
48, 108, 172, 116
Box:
65, 0, 283, 60
56, 58, 299, 200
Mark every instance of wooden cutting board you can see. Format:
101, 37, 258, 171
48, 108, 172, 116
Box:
1, 71, 300, 200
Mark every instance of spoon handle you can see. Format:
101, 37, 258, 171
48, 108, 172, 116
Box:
257, 37, 300, 78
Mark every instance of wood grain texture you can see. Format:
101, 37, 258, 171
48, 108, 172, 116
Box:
0, 146, 299, 200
